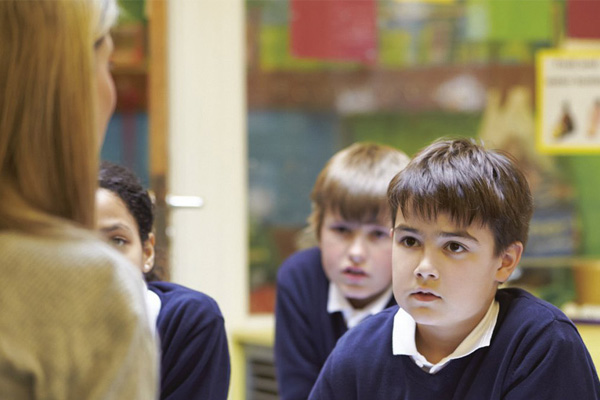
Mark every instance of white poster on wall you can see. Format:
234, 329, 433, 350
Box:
536, 50, 600, 154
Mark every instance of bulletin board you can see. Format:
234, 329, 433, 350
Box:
536, 50, 600, 154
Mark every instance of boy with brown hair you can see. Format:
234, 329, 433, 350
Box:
309, 138, 600, 399
275, 143, 410, 400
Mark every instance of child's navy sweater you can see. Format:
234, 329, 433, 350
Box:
275, 247, 396, 400
309, 287, 600, 400
148, 281, 230, 400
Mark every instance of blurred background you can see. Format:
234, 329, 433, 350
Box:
104, 1, 600, 398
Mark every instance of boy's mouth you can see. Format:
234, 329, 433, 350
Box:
411, 289, 441, 302
342, 267, 367, 277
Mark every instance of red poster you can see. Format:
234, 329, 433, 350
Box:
567, 0, 600, 39
290, 0, 377, 63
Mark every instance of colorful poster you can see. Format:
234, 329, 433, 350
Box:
465, 0, 553, 42
567, 0, 600, 40
488, 0, 552, 42
290, 0, 376, 63
393, 0, 454, 3
536, 50, 600, 154
379, 29, 414, 67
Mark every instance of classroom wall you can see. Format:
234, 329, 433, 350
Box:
167, 0, 251, 342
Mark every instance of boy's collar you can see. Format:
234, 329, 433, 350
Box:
392, 300, 499, 374
327, 283, 393, 329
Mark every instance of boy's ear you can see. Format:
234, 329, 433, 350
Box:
142, 233, 156, 273
495, 242, 523, 283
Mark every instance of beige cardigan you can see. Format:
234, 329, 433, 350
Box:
0, 232, 158, 399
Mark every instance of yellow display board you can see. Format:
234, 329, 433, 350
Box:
536, 50, 600, 154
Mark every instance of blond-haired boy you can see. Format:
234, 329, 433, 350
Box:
275, 143, 410, 400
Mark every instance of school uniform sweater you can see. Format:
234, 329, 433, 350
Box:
275, 247, 396, 400
148, 281, 230, 400
309, 288, 600, 400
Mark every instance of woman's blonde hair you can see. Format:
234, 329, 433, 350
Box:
308, 142, 410, 241
0, 0, 117, 235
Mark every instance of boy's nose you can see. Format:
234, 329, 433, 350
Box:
348, 236, 366, 263
414, 256, 438, 280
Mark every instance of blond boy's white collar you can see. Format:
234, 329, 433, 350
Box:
392, 300, 499, 374
327, 283, 393, 329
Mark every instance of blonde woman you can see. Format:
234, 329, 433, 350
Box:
0, 1, 158, 398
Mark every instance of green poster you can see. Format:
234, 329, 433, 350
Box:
489, 0, 553, 42
466, 0, 553, 42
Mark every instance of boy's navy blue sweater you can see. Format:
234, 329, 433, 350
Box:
275, 247, 396, 400
309, 288, 600, 400
148, 281, 230, 400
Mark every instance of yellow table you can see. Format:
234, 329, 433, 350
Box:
576, 322, 600, 367
230, 321, 600, 400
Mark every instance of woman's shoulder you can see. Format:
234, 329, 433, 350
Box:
0, 231, 146, 309
0, 231, 149, 335
1, 230, 129, 267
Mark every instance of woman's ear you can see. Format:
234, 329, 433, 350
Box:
142, 233, 156, 273
495, 241, 523, 283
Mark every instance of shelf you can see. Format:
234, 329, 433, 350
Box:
519, 257, 581, 269
247, 64, 534, 112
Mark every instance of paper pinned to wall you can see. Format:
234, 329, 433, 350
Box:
290, 0, 377, 64
567, 0, 600, 40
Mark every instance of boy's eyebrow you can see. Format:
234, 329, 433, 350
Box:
439, 230, 479, 243
393, 225, 479, 243
392, 225, 418, 234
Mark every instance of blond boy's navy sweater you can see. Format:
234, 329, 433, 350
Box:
309, 288, 600, 400
275, 247, 396, 400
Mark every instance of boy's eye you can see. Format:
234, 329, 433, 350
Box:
331, 225, 351, 235
399, 236, 420, 248
445, 242, 466, 253
370, 230, 390, 240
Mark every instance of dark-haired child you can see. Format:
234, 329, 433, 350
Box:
275, 143, 410, 400
309, 138, 600, 399
96, 161, 230, 400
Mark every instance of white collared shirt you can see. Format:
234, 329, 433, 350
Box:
327, 283, 394, 329
145, 288, 162, 337
392, 300, 499, 374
